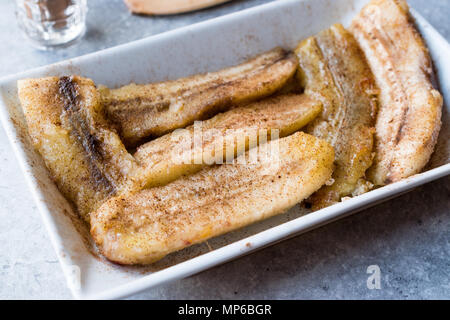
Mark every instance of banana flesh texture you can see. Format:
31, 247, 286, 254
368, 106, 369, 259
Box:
133, 94, 322, 188
296, 24, 378, 209
18, 76, 139, 221
90, 132, 335, 265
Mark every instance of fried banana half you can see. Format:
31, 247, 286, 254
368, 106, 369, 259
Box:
18, 76, 139, 221
351, 0, 443, 185
133, 94, 322, 188
90, 132, 334, 265
100, 48, 298, 146
296, 24, 378, 209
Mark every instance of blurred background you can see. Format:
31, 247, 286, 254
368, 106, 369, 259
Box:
0, 0, 449, 299
1, 0, 272, 77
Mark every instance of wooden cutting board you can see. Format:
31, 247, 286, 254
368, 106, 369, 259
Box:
124, 0, 233, 15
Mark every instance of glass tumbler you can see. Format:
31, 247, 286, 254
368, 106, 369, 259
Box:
15, 0, 87, 49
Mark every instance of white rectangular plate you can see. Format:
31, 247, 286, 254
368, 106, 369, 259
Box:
0, 0, 449, 299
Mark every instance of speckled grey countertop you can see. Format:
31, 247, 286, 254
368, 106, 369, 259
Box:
0, 0, 449, 300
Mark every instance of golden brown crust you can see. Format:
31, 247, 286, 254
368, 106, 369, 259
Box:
350, 0, 443, 185
100, 48, 298, 146
296, 24, 377, 209
90, 132, 334, 265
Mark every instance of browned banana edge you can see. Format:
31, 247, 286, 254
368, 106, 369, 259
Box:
18, 76, 138, 222
101, 48, 298, 146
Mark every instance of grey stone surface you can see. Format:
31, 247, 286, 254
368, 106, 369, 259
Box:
0, 0, 449, 300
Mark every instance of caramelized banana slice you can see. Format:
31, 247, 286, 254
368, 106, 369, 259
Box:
134, 94, 322, 188
18, 76, 138, 221
296, 24, 378, 209
90, 132, 334, 265
350, 0, 443, 185
100, 48, 298, 146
